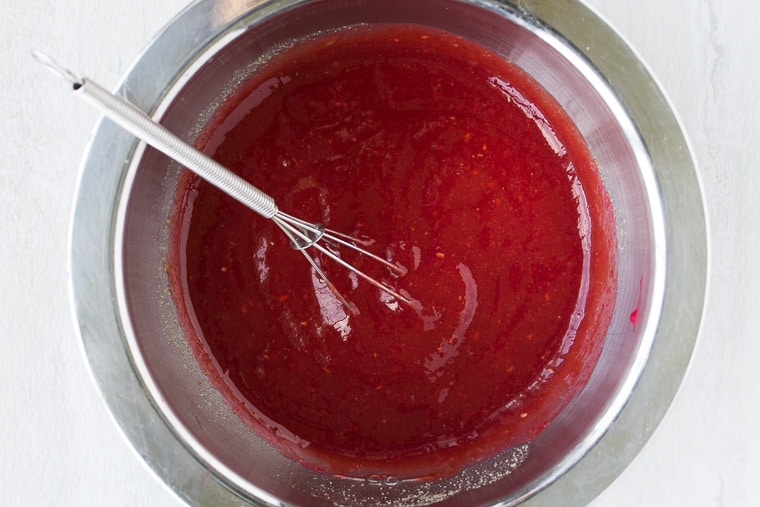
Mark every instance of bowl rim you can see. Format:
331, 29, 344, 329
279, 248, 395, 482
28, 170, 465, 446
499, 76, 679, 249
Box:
68, 0, 708, 505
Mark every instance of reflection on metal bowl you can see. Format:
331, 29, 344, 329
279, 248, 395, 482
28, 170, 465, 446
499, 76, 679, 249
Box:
69, 0, 706, 505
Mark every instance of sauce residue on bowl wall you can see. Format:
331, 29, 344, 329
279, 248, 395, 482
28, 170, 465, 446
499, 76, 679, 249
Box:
167, 23, 617, 479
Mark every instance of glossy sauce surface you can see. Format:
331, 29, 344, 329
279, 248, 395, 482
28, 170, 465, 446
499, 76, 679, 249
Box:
168, 24, 617, 479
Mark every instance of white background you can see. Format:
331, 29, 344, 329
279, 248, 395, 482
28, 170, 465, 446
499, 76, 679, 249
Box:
1, 0, 757, 505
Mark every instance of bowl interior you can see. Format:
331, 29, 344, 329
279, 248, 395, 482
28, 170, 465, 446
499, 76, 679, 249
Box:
115, 0, 663, 505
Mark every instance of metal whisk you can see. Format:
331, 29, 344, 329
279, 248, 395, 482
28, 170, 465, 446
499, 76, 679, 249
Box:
33, 51, 409, 308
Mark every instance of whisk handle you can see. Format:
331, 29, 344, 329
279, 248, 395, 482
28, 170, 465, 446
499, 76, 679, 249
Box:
76, 77, 278, 219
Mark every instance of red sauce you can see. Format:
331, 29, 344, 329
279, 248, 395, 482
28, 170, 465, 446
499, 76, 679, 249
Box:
168, 24, 617, 479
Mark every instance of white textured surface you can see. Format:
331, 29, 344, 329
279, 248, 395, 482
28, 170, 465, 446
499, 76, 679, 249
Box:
1, 0, 756, 505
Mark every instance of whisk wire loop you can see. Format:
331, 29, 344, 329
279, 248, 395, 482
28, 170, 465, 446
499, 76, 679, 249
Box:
273, 212, 410, 304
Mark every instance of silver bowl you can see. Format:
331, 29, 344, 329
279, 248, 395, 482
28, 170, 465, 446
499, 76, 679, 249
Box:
69, 0, 707, 505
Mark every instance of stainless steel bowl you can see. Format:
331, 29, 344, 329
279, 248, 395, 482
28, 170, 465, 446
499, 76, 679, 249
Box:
69, 0, 707, 505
